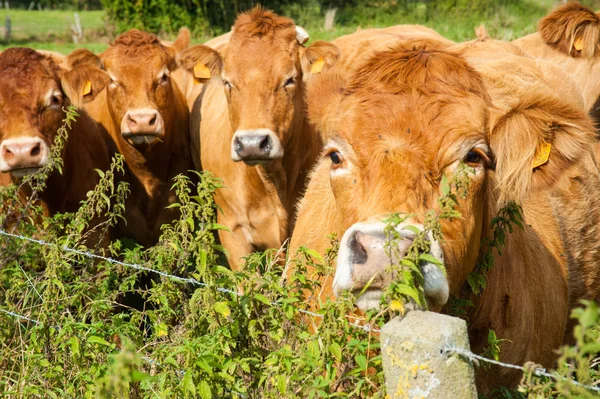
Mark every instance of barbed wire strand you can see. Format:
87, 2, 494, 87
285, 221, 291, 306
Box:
445, 346, 600, 394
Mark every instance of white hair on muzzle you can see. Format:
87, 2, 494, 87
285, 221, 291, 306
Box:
295, 26, 309, 44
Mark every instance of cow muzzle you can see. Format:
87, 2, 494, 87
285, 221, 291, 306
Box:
0, 137, 49, 177
231, 129, 283, 165
333, 220, 449, 311
121, 108, 164, 146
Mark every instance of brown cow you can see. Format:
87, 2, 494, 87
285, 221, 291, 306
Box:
65, 29, 194, 246
290, 36, 600, 392
512, 2, 600, 123
0, 48, 114, 237
174, 7, 340, 268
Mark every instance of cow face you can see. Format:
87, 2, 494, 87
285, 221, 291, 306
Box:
0, 49, 73, 177
66, 29, 189, 147
304, 45, 494, 311
179, 7, 339, 165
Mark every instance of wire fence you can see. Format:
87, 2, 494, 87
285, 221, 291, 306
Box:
1, 228, 600, 395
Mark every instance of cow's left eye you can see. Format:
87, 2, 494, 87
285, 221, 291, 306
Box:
284, 77, 296, 88
159, 74, 169, 84
464, 150, 481, 164
328, 150, 344, 167
51, 95, 61, 106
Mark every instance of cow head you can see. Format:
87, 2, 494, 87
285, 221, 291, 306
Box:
64, 29, 190, 147
538, 2, 600, 58
296, 42, 595, 311
178, 6, 339, 165
0, 48, 99, 177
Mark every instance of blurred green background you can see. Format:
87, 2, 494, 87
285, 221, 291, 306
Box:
1, 0, 600, 53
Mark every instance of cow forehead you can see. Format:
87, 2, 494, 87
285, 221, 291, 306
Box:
225, 38, 297, 78
103, 45, 170, 74
333, 92, 488, 169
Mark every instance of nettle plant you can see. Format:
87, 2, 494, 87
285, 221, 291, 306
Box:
0, 109, 597, 399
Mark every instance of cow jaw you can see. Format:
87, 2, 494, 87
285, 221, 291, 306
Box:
333, 220, 449, 311
231, 128, 284, 165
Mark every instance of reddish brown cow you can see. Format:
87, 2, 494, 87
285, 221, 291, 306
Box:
290, 36, 600, 392
174, 7, 340, 268
512, 2, 600, 122
0, 48, 114, 236
65, 29, 194, 246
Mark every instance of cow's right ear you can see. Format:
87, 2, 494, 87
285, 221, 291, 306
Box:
539, 2, 600, 58
61, 66, 110, 106
176, 45, 223, 84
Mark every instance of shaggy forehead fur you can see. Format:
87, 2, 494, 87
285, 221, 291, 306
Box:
231, 6, 296, 44
103, 29, 170, 63
0, 48, 60, 84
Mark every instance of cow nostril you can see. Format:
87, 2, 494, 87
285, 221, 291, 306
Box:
149, 114, 157, 126
259, 135, 270, 152
127, 114, 136, 125
234, 137, 243, 153
3, 146, 13, 156
30, 142, 41, 157
350, 232, 368, 264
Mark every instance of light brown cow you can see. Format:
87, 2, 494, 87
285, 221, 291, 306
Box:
0, 48, 114, 236
174, 7, 340, 268
65, 29, 194, 246
290, 35, 600, 392
512, 2, 600, 122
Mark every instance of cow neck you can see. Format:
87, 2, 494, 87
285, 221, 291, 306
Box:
463, 177, 575, 382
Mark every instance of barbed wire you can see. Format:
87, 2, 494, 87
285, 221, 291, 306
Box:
445, 345, 600, 394
0, 229, 383, 334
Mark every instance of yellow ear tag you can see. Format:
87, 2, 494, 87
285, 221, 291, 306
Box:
532, 142, 552, 169
82, 80, 92, 96
193, 62, 211, 84
310, 58, 324, 74
574, 37, 584, 51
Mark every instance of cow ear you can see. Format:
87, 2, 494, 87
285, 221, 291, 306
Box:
65, 48, 103, 69
61, 66, 110, 106
490, 99, 596, 205
306, 70, 348, 141
176, 44, 223, 84
539, 2, 600, 58
300, 41, 340, 79
172, 27, 191, 53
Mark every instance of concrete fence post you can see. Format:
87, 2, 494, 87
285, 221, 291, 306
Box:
381, 311, 477, 399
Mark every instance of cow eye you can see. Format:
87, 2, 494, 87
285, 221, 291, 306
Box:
51, 95, 61, 105
223, 80, 232, 91
328, 150, 343, 167
284, 77, 296, 88
464, 150, 481, 164
159, 73, 169, 84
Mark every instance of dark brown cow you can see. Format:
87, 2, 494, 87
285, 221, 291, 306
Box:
0, 48, 114, 238
174, 7, 340, 268
291, 35, 600, 392
65, 29, 194, 246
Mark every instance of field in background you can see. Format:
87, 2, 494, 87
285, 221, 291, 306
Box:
0, 0, 581, 54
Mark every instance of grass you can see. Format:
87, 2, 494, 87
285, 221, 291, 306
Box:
0, 0, 584, 54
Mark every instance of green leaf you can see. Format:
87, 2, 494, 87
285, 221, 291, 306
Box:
198, 380, 211, 399
254, 294, 272, 305
87, 336, 111, 347
329, 342, 342, 361
214, 302, 231, 318
304, 248, 324, 263
441, 173, 450, 196
69, 336, 80, 357
182, 373, 196, 396
419, 253, 442, 266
